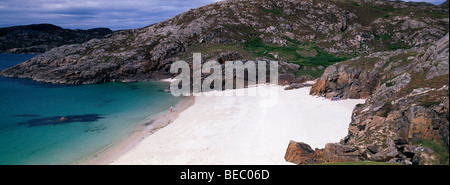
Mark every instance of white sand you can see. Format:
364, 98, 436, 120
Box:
159, 78, 176, 83
111, 85, 365, 165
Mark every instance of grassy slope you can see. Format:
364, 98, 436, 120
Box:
413, 139, 449, 165
180, 36, 352, 78
175, 0, 447, 79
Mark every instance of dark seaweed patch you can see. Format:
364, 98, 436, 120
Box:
144, 120, 154, 126
19, 114, 104, 127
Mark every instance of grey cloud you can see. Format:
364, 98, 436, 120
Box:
0, 0, 218, 30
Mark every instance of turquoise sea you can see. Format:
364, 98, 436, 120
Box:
0, 53, 181, 164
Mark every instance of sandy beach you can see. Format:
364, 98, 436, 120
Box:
109, 84, 365, 165
80, 95, 194, 165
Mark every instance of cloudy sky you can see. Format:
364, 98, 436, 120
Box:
0, 0, 446, 30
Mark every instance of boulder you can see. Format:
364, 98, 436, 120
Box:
284, 141, 362, 164
369, 147, 398, 162
279, 74, 296, 85
284, 140, 316, 164
320, 143, 361, 163
367, 145, 380, 154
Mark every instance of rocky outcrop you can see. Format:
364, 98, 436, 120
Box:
287, 136, 441, 165
1, 0, 448, 84
284, 82, 313, 90
295, 34, 449, 165
343, 34, 449, 149
284, 141, 317, 164
309, 58, 383, 99
285, 141, 362, 164
0, 24, 112, 54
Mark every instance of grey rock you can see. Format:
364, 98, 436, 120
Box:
311, 34, 449, 164
370, 146, 399, 162
367, 145, 380, 154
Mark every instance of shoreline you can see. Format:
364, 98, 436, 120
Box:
79, 84, 194, 165
109, 84, 366, 165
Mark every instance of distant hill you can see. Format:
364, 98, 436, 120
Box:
0, 24, 112, 54
440, 0, 449, 8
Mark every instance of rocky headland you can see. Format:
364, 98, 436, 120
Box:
286, 33, 449, 165
0, 24, 112, 54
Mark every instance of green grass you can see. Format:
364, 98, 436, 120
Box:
386, 81, 395, 87
413, 139, 449, 165
373, 34, 411, 51
181, 35, 351, 78
379, 76, 396, 87
350, 1, 360, 7
366, 4, 397, 13
386, 41, 410, 50
242, 36, 350, 78
374, 34, 392, 41
295, 68, 326, 78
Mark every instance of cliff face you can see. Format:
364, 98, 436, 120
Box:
0, 24, 112, 54
298, 34, 449, 165
1, 0, 448, 84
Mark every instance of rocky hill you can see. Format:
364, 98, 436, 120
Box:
0, 24, 112, 54
285, 33, 449, 165
1, 0, 448, 84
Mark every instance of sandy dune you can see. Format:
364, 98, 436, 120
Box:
111, 85, 365, 165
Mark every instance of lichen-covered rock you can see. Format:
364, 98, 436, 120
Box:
304, 34, 449, 165
369, 146, 398, 162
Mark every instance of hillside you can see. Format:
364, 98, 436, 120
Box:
1, 0, 448, 84
285, 33, 448, 165
0, 24, 112, 54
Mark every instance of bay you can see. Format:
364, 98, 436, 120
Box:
0, 53, 181, 164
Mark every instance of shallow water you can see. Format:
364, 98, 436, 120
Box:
0, 53, 181, 164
